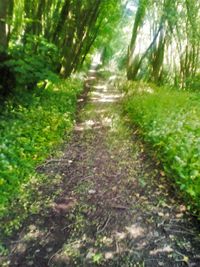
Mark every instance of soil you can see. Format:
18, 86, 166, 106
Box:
1, 68, 200, 267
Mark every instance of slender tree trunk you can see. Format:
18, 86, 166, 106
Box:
7, 0, 14, 42
61, 0, 102, 77
128, 24, 163, 80
34, 0, 45, 35
151, 28, 166, 84
70, 1, 101, 73
75, 17, 103, 71
0, 0, 8, 52
52, 0, 71, 44
127, 0, 148, 78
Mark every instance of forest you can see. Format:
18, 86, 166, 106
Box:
0, 0, 200, 266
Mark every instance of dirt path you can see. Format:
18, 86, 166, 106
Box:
3, 70, 200, 266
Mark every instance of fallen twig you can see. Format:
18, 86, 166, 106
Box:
164, 228, 196, 236
97, 215, 111, 234
61, 222, 77, 231
36, 159, 73, 170
110, 204, 129, 210
164, 224, 195, 234
48, 248, 63, 266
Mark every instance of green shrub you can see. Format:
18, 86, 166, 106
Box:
7, 35, 60, 89
0, 78, 82, 219
185, 74, 200, 91
123, 82, 200, 214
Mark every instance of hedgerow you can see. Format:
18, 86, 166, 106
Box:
123, 82, 200, 214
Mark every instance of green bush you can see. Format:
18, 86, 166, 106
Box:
7, 35, 60, 89
185, 74, 200, 91
0, 78, 82, 219
123, 82, 200, 214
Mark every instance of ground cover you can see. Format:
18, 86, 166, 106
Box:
1, 73, 200, 267
123, 81, 200, 214
0, 78, 82, 234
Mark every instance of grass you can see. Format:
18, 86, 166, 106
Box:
123, 81, 200, 215
0, 78, 83, 233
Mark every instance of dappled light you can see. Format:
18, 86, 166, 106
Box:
0, 0, 200, 266
90, 84, 123, 104
91, 95, 122, 103
93, 85, 108, 91
3, 66, 200, 267
92, 52, 103, 67
138, 86, 154, 94
125, 224, 144, 238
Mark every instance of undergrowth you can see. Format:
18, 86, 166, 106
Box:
123, 81, 200, 215
0, 78, 82, 234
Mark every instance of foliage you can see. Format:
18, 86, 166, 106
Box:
0, 78, 82, 221
0, 0, 123, 97
127, 0, 200, 88
7, 35, 60, 89
123, 81, 200, 214
90, 1, 123, 66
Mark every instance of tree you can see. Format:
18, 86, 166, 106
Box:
127, 0, 148, 79
127, 0, 200, 88
0, 0, 123, 96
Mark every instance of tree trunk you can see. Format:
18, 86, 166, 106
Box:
151, 28, 165, 84
34, 0, 46, 35
128, 24, 163, 80
0, 0, 8, 52
127, 0, 148, 78
52, 0, 71, 44
61, 0, 102, 77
